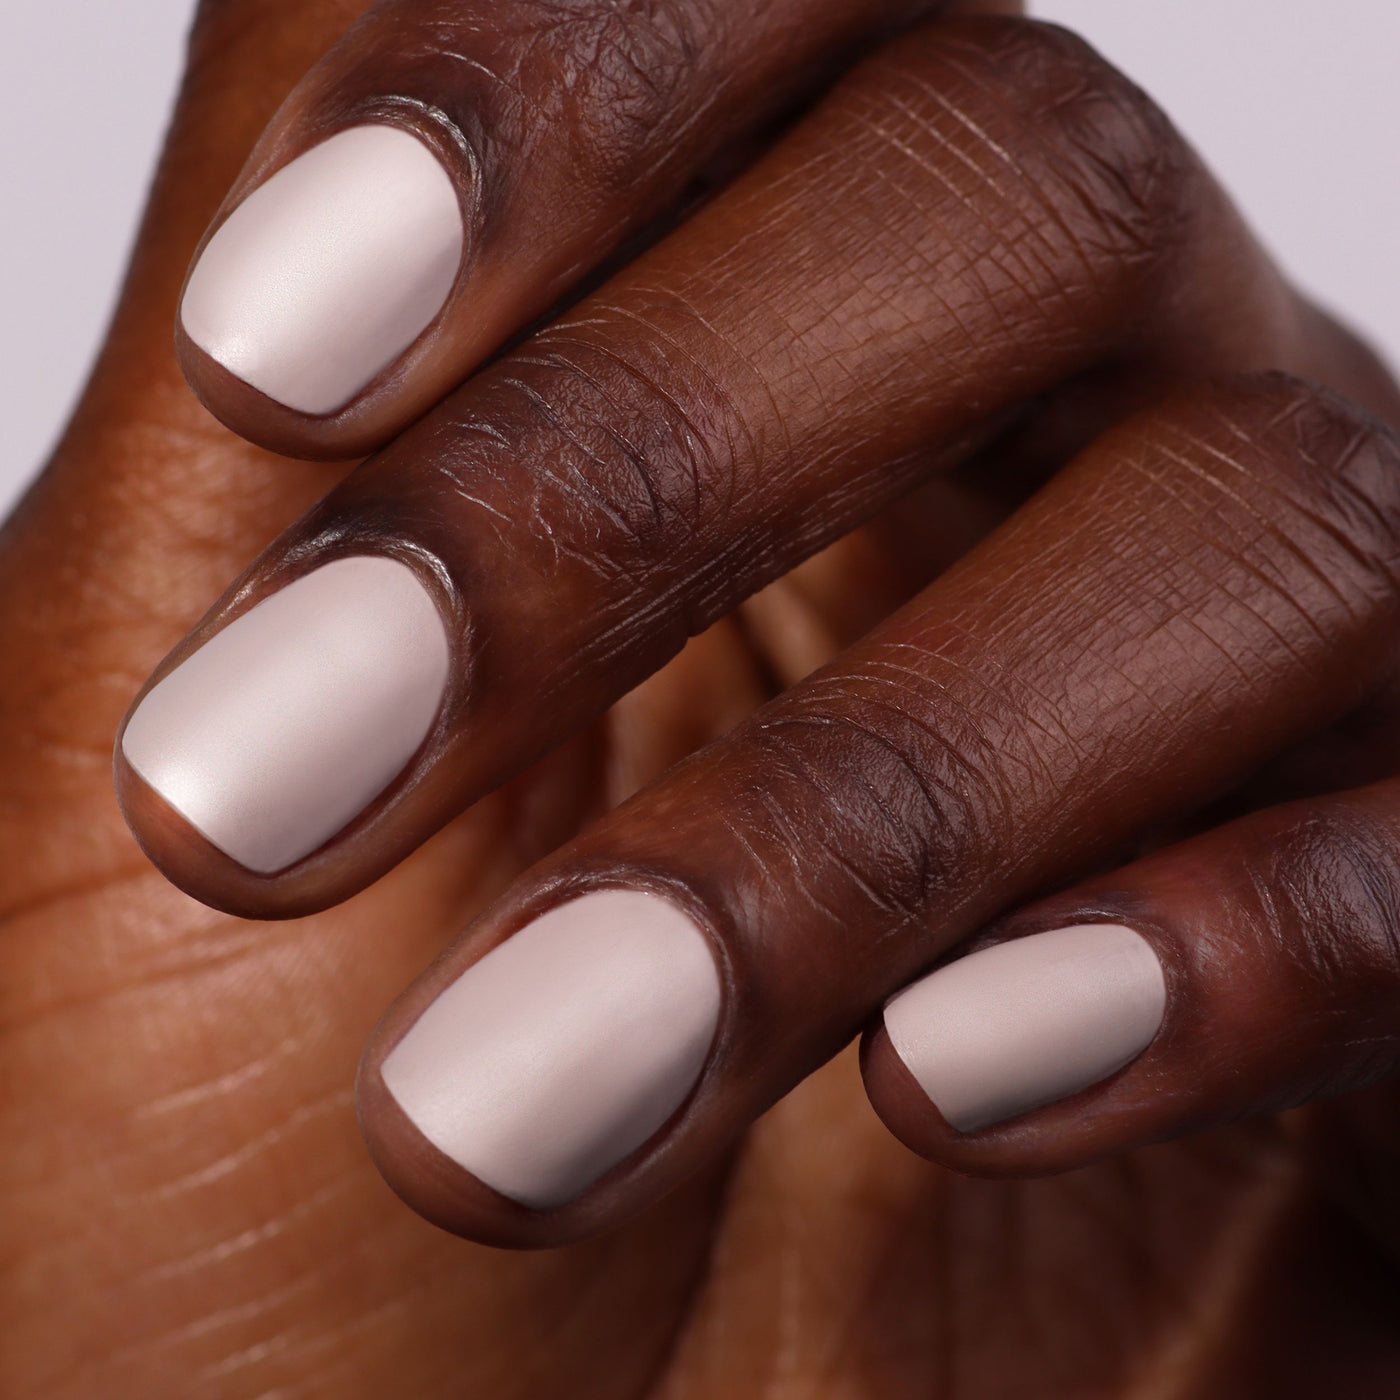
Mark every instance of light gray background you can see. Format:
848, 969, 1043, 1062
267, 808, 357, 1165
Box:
3, 4, 1397, 517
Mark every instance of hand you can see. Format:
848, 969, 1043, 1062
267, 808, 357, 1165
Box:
7, 1, 1400, 1394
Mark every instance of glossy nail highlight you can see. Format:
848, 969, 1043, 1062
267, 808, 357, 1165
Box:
883, 923, 1166, 1132
380, 889, 722, 1210
180, 124, 463, 414
121, 555, 450, 874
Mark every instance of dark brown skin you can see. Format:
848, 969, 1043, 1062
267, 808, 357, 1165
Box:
176, 0, 1015, 458
7, 0, 1400, 1394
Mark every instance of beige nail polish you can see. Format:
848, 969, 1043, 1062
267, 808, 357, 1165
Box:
120, 555, 450, 874
380, 889, 722, 1210
883, 924, 1166, 1132
181, 124, 463, 414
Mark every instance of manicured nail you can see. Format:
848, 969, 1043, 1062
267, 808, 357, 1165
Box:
882, 924, 1166, 1132
380, 889, 722, 1210
121, 555, 450, 874
180, 124, 463, 415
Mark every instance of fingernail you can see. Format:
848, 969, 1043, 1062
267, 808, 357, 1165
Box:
181, 124, 463, 415
380, 889, 722, 1210
883, 924, 1166, 1132
121, 555, 450, 874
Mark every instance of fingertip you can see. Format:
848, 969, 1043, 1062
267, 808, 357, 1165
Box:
175, 121, 472, 459
173, 330, 406, 460
861, 924, 1170, 1177
112, 750, 368, 920
113, 750, 272, 917
355, 1051, 573, 1250
113, 552, 461, 918
861, 1014, 1162, 1180
355, 886, 726, 1246
859, 1018, 968, 1162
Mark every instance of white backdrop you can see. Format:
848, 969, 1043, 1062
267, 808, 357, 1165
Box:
3, 3, 1397, 516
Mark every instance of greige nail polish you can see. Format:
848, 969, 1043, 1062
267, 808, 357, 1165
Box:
380, 889, 722, 1210
883, 924, 1166, 1132
181, 124, 463, 414
121, 555, 450, 874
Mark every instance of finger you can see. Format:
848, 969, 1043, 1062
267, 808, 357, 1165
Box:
863, 772, 1400, 1180
176, 0, 982, 458
354, 375, 1400, 1244
119, 19, 1398, 920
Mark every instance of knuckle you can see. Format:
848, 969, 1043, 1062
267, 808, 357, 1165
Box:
1213, 374, 1400, 594
1253, 372, 1400, 508
439, 0, 705, 176
1211, 798, 1400, 1108
431, 301, 766, 610
748, 666, 1008, 924
991, 20, 1194, 251
1117, 373, 1400, 635
498, 0, 706, 152
867, 17, 1196, 281
1249, 800, 1400, 991
316, 0, 714, 238
532, 325, 740, 557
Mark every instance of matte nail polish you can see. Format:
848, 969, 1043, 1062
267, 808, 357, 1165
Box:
181, 124, 463, 414
121, 555, 450, 874
380, 889, 722, 1210
883, 924, 1166, 1132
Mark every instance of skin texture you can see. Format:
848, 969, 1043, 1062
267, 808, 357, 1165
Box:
177, 0, 957, 456
121, 21, 1396, 918
6, 0, 1400, 1395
